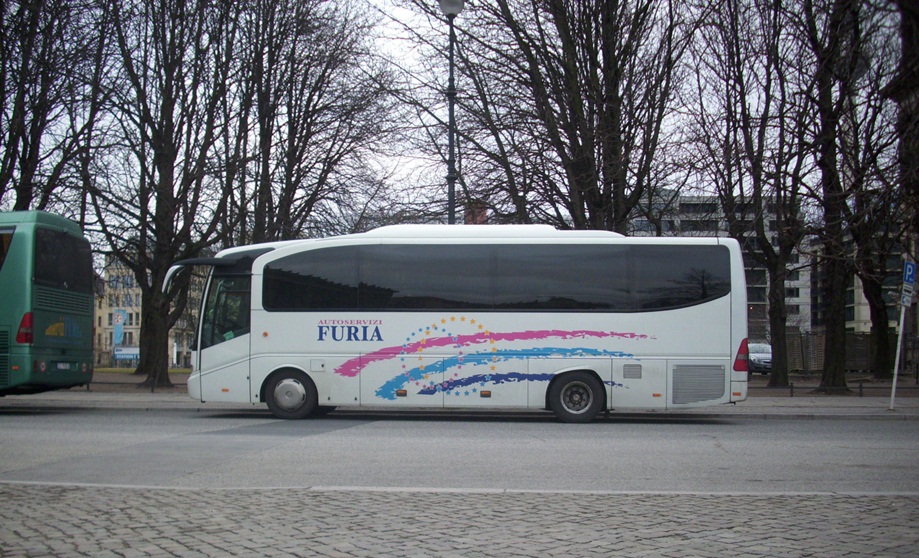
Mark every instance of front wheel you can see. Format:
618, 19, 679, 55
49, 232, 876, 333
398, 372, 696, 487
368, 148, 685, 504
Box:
548, 371, 605, 423
265, 370, 318, 419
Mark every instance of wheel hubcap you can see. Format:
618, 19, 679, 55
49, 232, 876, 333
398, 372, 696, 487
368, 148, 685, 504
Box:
562, 382, 591, 414
274, 378, 306, 411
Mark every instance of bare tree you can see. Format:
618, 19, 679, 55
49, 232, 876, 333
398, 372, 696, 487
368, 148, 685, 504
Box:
89, 0, 236, 387
699, 0, 899, 389
686, 0, 810, 387
0, 0, 104, 211
224, 0, 398, 243
799, 0, 864, 391
393, 0, 695, 229
742, 0, 897, 389
837, 2, 901, 379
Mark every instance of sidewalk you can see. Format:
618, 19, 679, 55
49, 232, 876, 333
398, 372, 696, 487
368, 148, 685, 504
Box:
2, 371, 917, 420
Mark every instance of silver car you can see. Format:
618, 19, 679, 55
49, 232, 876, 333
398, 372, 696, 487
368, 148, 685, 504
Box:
748, 343, 772, 374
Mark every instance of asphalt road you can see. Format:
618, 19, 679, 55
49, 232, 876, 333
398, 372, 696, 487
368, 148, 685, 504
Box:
1, 405, 918, 557
1, 406, 917, 493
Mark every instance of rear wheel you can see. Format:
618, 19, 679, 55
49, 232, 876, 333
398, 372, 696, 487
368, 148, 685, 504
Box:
548, 371, 605, 423
265, 370, 318, 419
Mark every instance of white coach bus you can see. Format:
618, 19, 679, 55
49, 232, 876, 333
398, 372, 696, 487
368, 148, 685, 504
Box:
165, 225, 749, 422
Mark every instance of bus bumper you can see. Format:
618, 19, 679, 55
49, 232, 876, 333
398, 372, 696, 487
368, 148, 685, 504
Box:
187, 372, 202, 401
731, 380, 748, 402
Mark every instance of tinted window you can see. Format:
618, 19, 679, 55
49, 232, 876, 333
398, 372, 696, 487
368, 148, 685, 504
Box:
262, 243, 731, 312
263, 246, 359, 310
494, 245, 632, 310
34, 228, 93, 293
360, 245, 491, 309
633, 245, 731, 309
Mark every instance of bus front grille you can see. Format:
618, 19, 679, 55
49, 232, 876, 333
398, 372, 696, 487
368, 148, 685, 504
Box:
34, 287, 92, 314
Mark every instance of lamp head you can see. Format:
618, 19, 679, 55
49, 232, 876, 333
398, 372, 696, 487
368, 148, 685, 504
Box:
438, 0, 464, 17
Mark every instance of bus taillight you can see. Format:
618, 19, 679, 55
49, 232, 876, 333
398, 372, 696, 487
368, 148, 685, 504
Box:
16, 312, 34, 344
733, 338, 749, 372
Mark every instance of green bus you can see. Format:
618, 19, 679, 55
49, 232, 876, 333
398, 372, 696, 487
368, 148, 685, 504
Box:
0, 211, 94, 395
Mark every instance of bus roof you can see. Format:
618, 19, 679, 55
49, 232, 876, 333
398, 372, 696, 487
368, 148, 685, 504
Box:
0, 210, 84, 235
359, 224, 622, 239
212, 225, 626, 258
210, 225, 749, 260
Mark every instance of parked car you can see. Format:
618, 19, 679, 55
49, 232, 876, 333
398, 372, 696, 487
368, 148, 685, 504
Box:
748, 343, 772, 374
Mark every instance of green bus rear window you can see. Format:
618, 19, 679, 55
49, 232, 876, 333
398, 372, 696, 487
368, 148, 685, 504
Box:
33, 228, 94, 293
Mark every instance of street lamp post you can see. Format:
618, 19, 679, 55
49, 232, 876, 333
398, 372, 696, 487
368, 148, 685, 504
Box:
439, 0, 463, 224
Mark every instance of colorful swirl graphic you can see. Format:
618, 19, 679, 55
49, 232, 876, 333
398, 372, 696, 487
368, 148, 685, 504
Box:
332, 317, 651, 401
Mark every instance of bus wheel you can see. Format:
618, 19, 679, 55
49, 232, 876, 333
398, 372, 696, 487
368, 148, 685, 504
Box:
265, 370, 318, 420
548, 371, 604, 423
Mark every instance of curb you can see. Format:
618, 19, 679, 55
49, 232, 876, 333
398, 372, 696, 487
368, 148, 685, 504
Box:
3, 393, 918, 421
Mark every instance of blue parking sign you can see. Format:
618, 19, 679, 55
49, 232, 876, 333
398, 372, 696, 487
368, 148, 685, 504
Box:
905, 261, 916, 287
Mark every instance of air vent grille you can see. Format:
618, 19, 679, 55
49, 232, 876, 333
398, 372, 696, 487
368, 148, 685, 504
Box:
0, 330, 9, 386
623, 364, 642, 379
35, 286, 92, 314
672, 364, 725, 404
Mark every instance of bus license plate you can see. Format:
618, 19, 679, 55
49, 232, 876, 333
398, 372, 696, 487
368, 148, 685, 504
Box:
56, 362, 72, 371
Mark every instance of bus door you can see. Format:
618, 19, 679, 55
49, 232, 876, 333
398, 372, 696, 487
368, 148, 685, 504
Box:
195, 273, 252, 402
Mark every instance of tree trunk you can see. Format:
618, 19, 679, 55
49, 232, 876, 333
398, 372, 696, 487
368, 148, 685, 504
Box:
767, 268, 789, 387
819, 256, 850, 391
862, 277, 893, 379
137, 289, 173, 388
808, 0, 856, 394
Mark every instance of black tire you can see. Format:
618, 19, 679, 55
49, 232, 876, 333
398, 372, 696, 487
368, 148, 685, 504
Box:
265, 370, 318, 419
548, 371, 605, 423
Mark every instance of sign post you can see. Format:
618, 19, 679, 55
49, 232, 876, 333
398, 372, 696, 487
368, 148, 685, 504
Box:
890, 261, 916, 410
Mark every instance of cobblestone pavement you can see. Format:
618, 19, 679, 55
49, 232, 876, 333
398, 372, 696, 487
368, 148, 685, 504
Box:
4, 381, 919, 557
1, 484, 917, 557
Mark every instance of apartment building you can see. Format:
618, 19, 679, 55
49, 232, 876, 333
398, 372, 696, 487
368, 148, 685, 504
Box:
810, 249, 907, 334
94, 255, 199, 368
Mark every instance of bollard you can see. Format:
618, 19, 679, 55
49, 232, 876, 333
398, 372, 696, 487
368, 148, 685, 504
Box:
858, 381, 863, 397
790, 382, 794, 397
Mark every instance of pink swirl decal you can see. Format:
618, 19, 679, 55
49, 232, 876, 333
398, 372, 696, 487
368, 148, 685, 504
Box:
333, 329, 650, 378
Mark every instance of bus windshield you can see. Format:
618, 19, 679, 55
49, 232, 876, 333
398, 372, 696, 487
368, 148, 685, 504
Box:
200, 275, 251, 349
